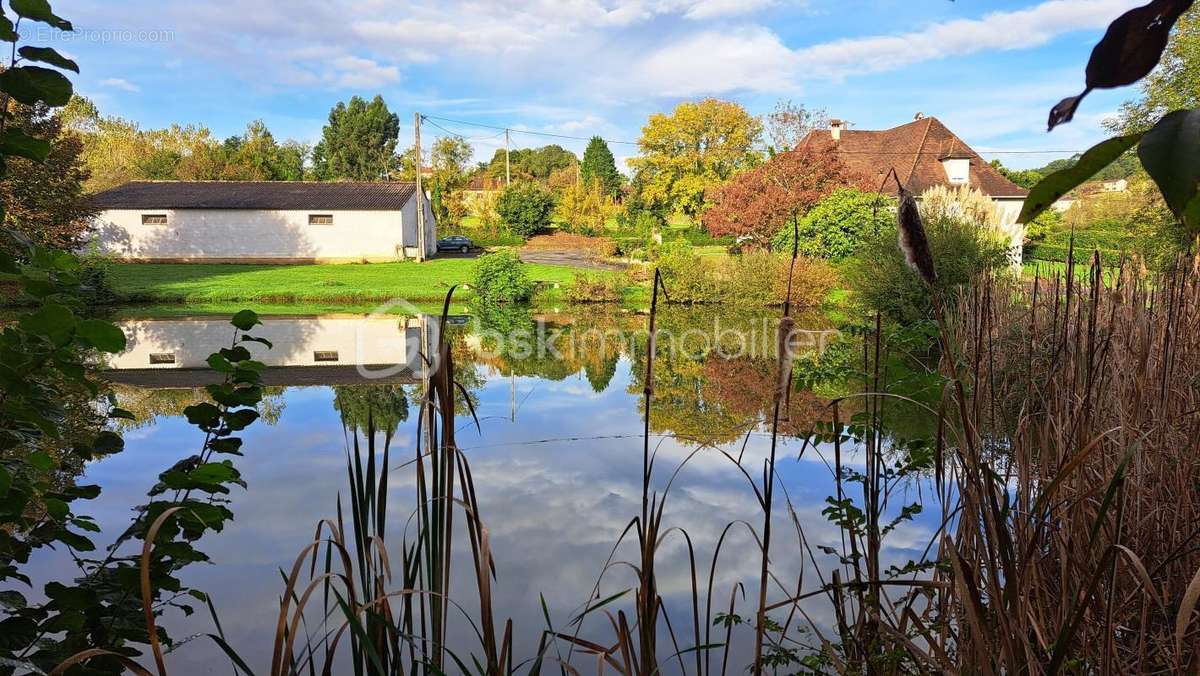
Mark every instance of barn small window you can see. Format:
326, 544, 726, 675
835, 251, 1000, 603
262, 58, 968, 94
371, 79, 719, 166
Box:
149, 353, 175, 364
308, 214, 334, 225
142, 214, 168, 225
313, 350, 339, 362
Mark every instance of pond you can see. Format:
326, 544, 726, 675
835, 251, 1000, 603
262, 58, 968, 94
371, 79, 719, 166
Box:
29, 306, 944, 674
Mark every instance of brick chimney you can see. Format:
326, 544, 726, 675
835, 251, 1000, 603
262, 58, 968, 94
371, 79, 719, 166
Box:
830, 119, 845, 141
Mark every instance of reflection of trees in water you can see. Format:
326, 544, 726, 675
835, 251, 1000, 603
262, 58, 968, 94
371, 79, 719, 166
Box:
622, 308, 838, 445
461, 304, 841, 443
584, 353, 619, 393
702, 357, 834, 438
110, 384, 287, 431
332, 385, 409, 437
471, 304, 630, 388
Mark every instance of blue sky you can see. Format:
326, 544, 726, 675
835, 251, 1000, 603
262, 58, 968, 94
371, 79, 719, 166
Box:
57, 0, 1146, 169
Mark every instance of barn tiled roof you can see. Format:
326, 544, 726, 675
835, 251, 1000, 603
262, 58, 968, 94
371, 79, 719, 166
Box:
799, 117, 1027, 198
92, 181, 419, 210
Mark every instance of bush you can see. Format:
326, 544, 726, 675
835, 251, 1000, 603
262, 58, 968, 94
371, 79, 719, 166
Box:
563, 272, 625, 303
655, 241, 836, 306
672, 227, 734, 247
496, 182, 556, 239
1022, 207, 1063, 244
847, 211, 1011, 324
467, 190, 504, 232
472, 250, 532, 303
1024, 243, 1124, 266
78, 252, 118, 305
771, 188, 893, 259
656, 241, 722, 303
1024, 212, 1131, 265
719, 251, 837, 307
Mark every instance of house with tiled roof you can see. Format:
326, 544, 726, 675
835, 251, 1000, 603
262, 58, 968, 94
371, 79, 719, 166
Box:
800, 114, 1028, 262
90, 181, 437, 263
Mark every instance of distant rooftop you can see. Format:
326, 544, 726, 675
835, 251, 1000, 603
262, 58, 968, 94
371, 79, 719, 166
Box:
92, 181, 419, 211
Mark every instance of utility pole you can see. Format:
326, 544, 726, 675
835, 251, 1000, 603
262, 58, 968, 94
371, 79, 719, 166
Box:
414, 112, 426, 262
504, 128, 511, 187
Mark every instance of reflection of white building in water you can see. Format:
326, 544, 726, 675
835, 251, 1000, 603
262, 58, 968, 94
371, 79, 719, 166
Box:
105, 315, 436, 387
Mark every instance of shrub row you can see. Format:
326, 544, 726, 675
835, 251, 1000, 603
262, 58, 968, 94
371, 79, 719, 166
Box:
563, 272, 625, 303
656, 244, 836, 307
1025, 243, 1123, 266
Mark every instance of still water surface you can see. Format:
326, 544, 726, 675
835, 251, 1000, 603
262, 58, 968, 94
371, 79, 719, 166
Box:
36, 308, 941, 673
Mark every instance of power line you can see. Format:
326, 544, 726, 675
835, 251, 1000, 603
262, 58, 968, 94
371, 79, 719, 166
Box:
422, 114, 640, 146
422, 117, 506, 143
422, 113, 1087, 155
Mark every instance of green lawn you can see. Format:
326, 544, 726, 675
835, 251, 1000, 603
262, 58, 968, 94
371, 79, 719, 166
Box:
107, 259, 596, 307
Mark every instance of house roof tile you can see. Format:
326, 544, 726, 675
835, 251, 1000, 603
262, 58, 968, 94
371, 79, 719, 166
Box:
93, 180, 419, 210
799, 117, 1028, 198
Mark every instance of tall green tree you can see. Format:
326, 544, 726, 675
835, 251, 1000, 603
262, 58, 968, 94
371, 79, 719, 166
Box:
63, 97, 308, 188
988, 159, 1044, 189
580, 136, 622, 198
222, 120, 308, 180
628, 98, 762, 219
485, 145, 576, 182
311, 95, 400, 180
429, 136, 473, 225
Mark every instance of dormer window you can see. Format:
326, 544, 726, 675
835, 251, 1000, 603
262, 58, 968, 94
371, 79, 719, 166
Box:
941, 154, 971, 186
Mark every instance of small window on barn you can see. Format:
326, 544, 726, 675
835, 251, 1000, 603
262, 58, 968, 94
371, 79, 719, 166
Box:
313, 350, 339, 362
149, 353, 175, 364
308, 214, 334, 226
142, 214, 168, 225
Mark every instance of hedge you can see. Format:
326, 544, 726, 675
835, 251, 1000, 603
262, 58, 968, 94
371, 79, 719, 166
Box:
1024, 243, 1123, 266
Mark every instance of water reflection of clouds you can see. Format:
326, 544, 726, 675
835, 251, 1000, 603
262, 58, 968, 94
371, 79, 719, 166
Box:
50, 348, 942, 673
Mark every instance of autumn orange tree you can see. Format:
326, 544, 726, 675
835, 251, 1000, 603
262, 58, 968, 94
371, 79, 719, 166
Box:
702, 146, 855, 251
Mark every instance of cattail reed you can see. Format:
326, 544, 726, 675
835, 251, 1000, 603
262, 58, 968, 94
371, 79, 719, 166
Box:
897, 187, 937, 285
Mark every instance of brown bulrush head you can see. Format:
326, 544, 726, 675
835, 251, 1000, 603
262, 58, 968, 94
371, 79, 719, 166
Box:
897, 187, 936, 285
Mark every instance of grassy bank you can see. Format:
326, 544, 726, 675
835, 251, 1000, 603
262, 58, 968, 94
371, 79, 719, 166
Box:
105, 259, 601, 306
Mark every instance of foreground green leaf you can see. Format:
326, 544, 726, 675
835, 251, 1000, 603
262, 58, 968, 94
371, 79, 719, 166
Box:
0, 66, 72, 106
230, 309, 261, 331
1138, 108, 1200, 230
76, 319, 126, 353
17, 46, 78, 72
1019, 132, 1143, 224
19, 303, 75, 346
9, 0, 72, 29
0, 129, 50, 162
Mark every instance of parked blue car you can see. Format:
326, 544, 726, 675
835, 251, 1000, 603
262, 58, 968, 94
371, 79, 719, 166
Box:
436, 235, 474, 253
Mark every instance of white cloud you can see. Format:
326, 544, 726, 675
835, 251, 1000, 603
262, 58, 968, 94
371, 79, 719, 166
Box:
793, 0, 1142, 79
544, 114, 610, 134
99, 77, 140, 92
682, 0, 780, 20
620, 26, 800, 97
328, 55, 401, 89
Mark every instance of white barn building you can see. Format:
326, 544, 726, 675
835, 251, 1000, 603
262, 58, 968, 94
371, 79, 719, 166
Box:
90, 181, 437, 263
